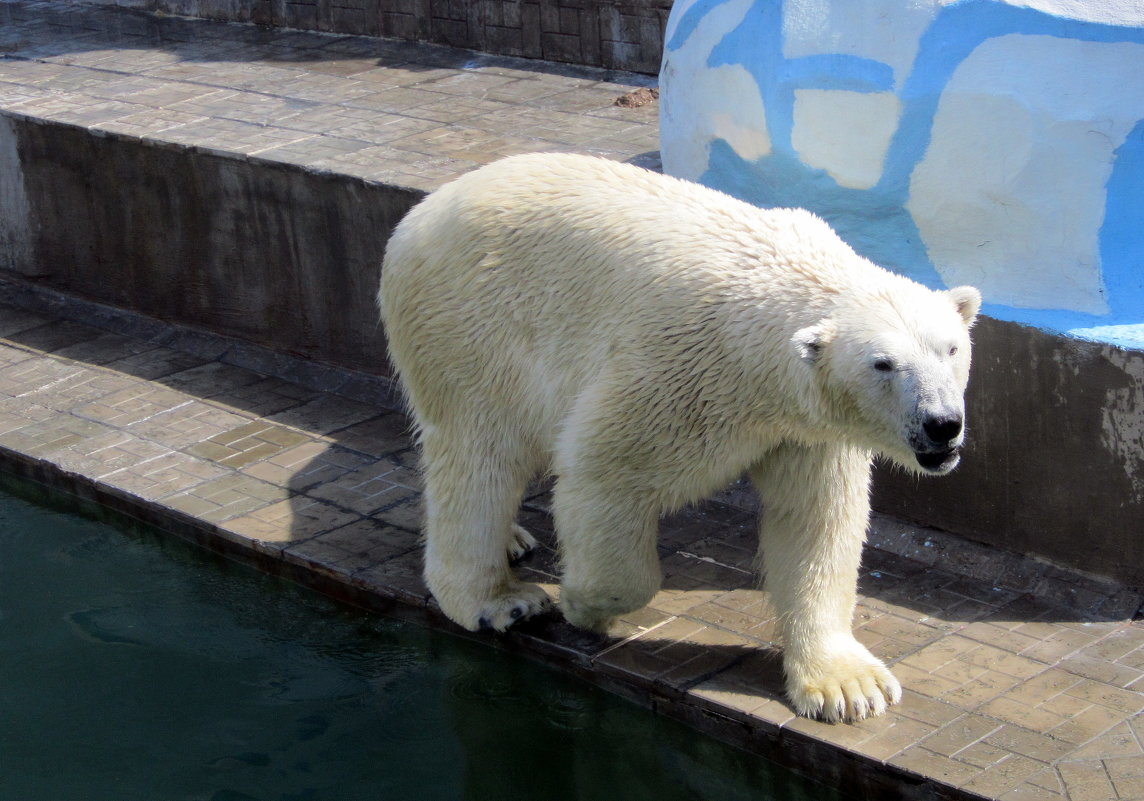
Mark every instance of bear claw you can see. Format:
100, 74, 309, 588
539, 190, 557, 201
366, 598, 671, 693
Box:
785, 642, 902, 723
463, 582, 553, 633
507, 524, 538, 562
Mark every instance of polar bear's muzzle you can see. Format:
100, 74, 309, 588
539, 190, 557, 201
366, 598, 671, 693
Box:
914, 446, 961, 473
911, 412, 964, 473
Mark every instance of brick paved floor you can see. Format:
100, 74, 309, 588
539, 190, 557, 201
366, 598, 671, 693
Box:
3, 291, 1143, 801
1, 3, 1143, 800
0, 0, 660, 191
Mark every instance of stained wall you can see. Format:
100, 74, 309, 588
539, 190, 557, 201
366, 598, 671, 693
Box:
660, 0, 1144, 584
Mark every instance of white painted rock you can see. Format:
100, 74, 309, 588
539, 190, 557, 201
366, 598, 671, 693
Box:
660, 0, 1144, 347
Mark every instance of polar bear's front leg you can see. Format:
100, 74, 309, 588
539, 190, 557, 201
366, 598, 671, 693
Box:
750, 443, 901, 723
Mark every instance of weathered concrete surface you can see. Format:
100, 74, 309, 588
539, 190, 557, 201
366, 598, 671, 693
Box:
3, 116, 413, 375
2, 290, 1142, 801
67, 0, 673, 74
0, 0, 659, 375
874, 317, 1144, 588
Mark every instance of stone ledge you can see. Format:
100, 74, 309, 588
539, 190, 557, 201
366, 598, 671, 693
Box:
58, 0, 672, 74
2, 285, 1143, 801
0, 0, 658, 374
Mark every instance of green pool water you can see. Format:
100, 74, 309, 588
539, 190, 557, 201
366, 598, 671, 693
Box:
0, 482, 842, 801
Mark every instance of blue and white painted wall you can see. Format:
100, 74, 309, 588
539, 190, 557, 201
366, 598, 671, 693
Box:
660, 0, 1144, 349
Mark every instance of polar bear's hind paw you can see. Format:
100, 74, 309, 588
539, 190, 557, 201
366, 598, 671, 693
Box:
507, 524, 538, 562
473, 582, 552, 632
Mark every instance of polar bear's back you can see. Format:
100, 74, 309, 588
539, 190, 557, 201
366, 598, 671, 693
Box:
383, 152, 750, 299
380, 152, 854, 338
378, 153, 872, 438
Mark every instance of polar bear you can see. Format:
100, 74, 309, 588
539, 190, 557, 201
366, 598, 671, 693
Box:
378, 153, 980, 723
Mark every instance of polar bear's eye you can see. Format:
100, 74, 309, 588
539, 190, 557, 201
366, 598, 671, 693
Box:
873, 359, 894, 373
948, 346, 959, 356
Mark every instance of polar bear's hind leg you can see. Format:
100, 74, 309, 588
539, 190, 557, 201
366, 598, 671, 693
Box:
419, 427, 551, 631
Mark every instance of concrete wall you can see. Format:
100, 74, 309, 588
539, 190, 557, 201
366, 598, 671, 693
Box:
0, 114, 418, 375
873, 317, 1144, 588
660, 0, 1144, 587
69, 0, 672, 74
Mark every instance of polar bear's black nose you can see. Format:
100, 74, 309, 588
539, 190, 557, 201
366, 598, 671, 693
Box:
923, 414, 963, 443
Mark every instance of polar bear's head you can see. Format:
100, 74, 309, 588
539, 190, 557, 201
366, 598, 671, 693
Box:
794, 283, 982, 475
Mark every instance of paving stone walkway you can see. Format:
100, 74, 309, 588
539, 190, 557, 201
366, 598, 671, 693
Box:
0, 0, 658, 186
1, 3, 1143, 800
0, 0, 660, 190
5, 289, 1144, 801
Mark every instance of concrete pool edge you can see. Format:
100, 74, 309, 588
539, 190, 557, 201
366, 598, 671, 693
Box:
0, 440, 961, 801
3, 285, 1142, 801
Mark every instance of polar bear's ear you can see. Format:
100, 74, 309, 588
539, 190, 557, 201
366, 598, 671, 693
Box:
946, 286, 981, 327
792, 320, 835, 364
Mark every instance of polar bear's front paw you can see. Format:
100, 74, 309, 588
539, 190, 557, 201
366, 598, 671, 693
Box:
784, 641, 902, 723
455, 580, 551, 632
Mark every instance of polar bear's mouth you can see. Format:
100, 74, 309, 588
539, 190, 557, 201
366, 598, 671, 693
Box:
914, 447, 960, 472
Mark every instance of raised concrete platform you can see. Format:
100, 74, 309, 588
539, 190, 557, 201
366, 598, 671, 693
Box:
4, 281, 1144, 801
0, 0, 658, 372
1, 3, 1143, 800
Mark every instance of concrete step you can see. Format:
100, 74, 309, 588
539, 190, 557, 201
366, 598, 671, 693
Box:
0, 0, 659, 371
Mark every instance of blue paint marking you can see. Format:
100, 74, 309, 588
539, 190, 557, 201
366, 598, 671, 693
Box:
699, 140, 945, 287
664, 0, 737, 52
781, 55, 895, 93
708, 1, 791, 150
665, 0, 1144, 345
1067, 324, 1144, 349
982, 305, 1144, 350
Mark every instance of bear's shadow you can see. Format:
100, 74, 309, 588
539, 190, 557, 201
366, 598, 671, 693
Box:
384, 467, 1142, 704
274, 397, 1141, 721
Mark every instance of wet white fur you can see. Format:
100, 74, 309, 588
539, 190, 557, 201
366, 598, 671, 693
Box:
378, 153, 980, 723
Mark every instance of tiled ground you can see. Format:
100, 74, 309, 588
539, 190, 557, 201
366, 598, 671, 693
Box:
1, 3, 1143, 800
0, 0, 661, 191
3, 293, 1143, 801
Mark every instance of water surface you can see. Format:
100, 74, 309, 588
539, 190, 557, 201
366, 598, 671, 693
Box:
0, 483, 841, 801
